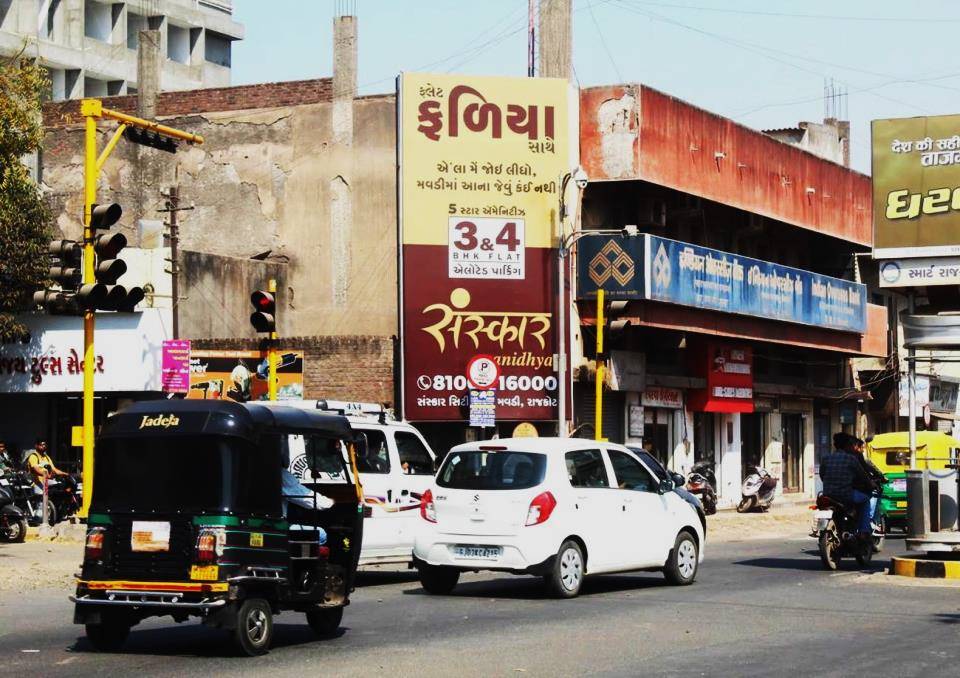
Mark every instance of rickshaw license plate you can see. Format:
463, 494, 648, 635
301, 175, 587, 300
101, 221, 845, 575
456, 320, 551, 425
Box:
190, 565, 219, 581
452, 545, 502, 560
131, 521, 170, 552
897, 501, 908, 508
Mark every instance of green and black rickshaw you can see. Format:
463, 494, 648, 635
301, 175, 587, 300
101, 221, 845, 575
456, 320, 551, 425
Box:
72, 400, 365, 655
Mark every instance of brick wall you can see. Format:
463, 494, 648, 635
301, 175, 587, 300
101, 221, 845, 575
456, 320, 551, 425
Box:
191, 335, 395, 406
43, 78, 334, 127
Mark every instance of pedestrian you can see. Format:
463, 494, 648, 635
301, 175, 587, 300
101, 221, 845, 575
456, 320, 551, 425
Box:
0, 440, 14, 476
24, 439, 69, 488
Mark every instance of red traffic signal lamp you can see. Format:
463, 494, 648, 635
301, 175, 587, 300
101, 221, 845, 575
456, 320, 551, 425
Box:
250, 290, 276, 334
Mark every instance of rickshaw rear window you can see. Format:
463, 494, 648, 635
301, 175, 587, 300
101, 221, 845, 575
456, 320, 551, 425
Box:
92, 435, 281, 514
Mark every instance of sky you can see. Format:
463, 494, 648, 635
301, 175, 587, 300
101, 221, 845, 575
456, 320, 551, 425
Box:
231, 0, 960, 174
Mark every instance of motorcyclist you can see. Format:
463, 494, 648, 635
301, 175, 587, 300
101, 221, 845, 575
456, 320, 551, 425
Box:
855, 436, 886, 537
819, 432, 875, 538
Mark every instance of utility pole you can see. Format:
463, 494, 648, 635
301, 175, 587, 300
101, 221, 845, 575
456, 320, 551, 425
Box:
159, 184, 193, 339
528, 0, 536, 77
268, 278, 279, 401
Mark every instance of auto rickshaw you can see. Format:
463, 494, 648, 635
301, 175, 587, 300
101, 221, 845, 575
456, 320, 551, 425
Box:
71, 400, 365, 656
867, 431, 960, 532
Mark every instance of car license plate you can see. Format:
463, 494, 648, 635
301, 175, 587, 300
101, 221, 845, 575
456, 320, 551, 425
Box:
131, 521, 170, 552
190, 565, 219, 581
452, 545, 502, 560
891, 479, 907, 492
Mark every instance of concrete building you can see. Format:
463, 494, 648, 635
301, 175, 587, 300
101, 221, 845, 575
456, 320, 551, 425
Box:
0, 0, 243, 100
764, 118, 851, 167
576, 85, 887, 505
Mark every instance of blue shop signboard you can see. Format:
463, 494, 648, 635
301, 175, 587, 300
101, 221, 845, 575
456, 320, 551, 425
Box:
575, 235, 645, 299
646, 235, 867, 333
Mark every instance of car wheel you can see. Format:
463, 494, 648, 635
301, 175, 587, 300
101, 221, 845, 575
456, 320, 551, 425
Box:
547, 540, 585, 598
663, 531, 699, 585
417, 564, 460, 595
85, 614, 130, 652
306, 606, 343, 637
231, 598, 273, 656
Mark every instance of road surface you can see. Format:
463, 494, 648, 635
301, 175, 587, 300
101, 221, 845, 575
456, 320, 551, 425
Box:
1, 536, 958, 677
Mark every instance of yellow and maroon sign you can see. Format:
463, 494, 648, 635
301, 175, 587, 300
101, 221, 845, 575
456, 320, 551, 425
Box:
873, 115, 960, 258
399, 73, 571, 421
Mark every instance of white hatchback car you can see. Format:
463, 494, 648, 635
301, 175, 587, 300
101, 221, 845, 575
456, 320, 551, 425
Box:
413, 438, 705, 598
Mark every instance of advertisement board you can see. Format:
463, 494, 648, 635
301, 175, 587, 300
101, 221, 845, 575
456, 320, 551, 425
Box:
0, 310, 168, 393
689, 345, 754, 414
877, 257, 960, 288
161, 340, 191, 393
873, 115, 960, 258
187, 350, 304, 402
399, 72, 571, 421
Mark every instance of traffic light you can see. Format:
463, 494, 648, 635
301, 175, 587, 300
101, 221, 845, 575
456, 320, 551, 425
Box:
124, 126, 178, 154
596, 298, 631, 359
75, 203, 145, 312
250, 290, 276, 334
34, 239, 83, 314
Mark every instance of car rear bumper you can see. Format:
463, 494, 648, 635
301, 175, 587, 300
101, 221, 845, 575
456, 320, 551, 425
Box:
413, 532, 556, 574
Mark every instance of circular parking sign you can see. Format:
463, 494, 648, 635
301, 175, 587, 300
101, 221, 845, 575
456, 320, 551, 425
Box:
466, 355, 499, 389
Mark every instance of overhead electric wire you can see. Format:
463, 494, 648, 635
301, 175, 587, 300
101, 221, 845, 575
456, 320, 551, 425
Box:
620, 1, 960, 24
588, 0, 624, 82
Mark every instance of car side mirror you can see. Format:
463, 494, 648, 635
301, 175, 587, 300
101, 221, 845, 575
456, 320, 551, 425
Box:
670, 472, 685, 487
658, 478, 674, 494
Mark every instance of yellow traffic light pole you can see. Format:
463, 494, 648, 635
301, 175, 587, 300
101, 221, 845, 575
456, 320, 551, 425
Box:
78, 99, 203, 518
268, 278, 278, 402
595, 288, 606, 442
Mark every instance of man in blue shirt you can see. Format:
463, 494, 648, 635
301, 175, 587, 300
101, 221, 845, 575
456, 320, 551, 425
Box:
819, 433, 875, 535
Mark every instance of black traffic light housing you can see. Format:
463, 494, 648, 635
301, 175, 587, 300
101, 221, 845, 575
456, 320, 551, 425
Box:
124, 126, 178, 154
47, 239, 82, 289
250, 290, 276, 334
597, 299, 631, 359
76, 203, 144, 312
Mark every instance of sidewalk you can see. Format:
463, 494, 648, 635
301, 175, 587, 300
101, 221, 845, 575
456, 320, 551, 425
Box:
708, 498, 814, 543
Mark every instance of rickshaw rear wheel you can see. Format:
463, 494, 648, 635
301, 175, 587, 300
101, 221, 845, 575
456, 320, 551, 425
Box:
306, 606, 343, 637
231, 598, 273, 656
85, 616, 130, 652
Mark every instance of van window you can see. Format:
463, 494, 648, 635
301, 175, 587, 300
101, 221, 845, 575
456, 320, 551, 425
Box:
437, 451, 546, 490
396, 432, 434, 475
356, 430, 390, 474
565, 449, 609, 488
609, 450, 657, 492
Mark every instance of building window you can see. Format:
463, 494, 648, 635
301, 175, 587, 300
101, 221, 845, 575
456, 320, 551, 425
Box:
127, 12, 147, 49
204, 30, 232, 67
84, 77, 107, 98
40, 0, 62, 41
84, 0, 114, 42
167, 23, 189, 63
693, 412, 715, 465
1, 0, 14, 31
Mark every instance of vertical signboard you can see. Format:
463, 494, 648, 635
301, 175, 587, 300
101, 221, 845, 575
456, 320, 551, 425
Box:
161, 339, 191, 393
399, 73, 570, 421
873, 115, 960, 258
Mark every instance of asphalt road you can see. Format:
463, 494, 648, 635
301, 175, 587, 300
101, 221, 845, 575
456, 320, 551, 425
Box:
2, 536, 959, 677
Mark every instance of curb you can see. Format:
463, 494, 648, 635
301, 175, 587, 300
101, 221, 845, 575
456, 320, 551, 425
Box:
890, 556, 960, 579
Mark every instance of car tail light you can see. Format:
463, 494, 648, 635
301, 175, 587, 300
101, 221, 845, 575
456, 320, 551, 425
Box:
85, 527, 105, 561
525, 491, 557, 526
196, 527, 226, 564
420, 488, 437, 523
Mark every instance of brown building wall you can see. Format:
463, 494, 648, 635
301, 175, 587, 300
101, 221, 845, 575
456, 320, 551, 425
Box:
191, 335, 395, 406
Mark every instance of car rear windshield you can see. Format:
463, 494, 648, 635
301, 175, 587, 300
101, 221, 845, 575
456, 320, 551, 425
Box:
436, 451, 546, 490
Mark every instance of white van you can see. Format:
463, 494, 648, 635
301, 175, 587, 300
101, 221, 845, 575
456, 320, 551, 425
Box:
264, 400, 437, 566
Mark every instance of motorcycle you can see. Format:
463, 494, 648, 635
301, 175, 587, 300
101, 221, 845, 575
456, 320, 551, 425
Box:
812, 493, 876, 570
0, 477, 28, 542
45, 471, 81, 524
737, 466, 778, 513
686, 462, 717, 515
5, 470, 56, 527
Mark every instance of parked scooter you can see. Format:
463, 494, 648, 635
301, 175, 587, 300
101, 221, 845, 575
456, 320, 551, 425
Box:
686, 462, 717, 515
6, 471, 56, 527
0, 477, 28, 542
737, 466, 778, 513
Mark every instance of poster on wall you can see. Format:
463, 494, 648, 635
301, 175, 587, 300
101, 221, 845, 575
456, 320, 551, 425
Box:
187, 350, 304, 402
872, 115, 960, 258
398, 72, 572, 421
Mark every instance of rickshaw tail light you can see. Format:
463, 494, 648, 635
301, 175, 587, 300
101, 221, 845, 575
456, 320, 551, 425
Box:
85, 527, 105, 561
420, 489, 437, 523
196, 528, 225, 564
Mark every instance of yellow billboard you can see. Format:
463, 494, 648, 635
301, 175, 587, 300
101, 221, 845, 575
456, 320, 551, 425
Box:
398, 72, 571, 421
873, 115, 960, 258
